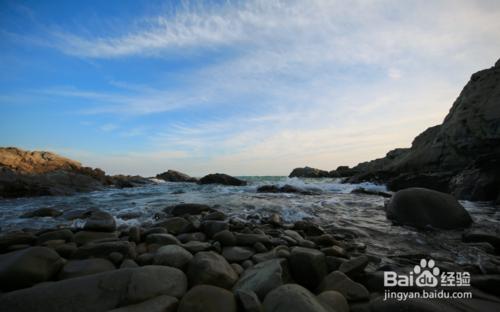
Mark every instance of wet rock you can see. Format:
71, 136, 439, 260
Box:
256, 185, 280, 193
36, 229, 73, 244
156, 169, 197, 183
0, 266, 187, 312
120, 259, 139, 269
117, 211, 142, 220
167, 203, 214, 216
202, 220, 229, 237
146, 233, 180, 246
317, 291, 349, 312
21, 207, 62, 218
235, 289, 263, 312
128, 226, 141, 243
178, 285, 237, 312
54, 242, 77, 258
308, 234, 340, 247
74, 231, 119, 245
236, 233, 271, 245
108, 295, 178, 312
385, 187, 472, 229
203, 211, 227, 221
143, 227, 168, 236
321, 246, 347, 258
198, 173, 247, 186
153, 245, 193, 270
318, 271, 369, 301
232, 263, 244, 275
177, 232, 206, 243
187, 251, 238, 289
73, 241, 133, 259
108, 251, 124, 265
182, 241, 211, 253
233, 258, 290, 300
293, 221, 325, 236
289, 166, 331, 178
290, 246, 327, 289
0, 232, 36, 252
214, 230, 236, 246
62, 209, 94, 220
263, 284, 329, 312
223, 246, 255, 262
136, 253, 154, 266
58, 258, 115, 280
254, 242, 268, 253
0, 246, 64, 291
157, 217, 190, 235
83, 211, 116, 232
339, 255, 369, 277
325, 256, 347, 272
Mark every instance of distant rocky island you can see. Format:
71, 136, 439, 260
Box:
291, 59, 500, 203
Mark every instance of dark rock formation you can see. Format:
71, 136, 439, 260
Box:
0, 147, 151, 198
198, 173, 247, 186
156, 170, 198, 183
289, 166, 331, 178
386, 187, 473, 229
257, 184, 320, 195
303, 59, 500, 201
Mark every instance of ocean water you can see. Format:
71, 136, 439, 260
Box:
1, 176, 499, 269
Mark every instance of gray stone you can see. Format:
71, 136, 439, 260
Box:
167, 203, 214, 216
182, 241, 211, 253
222, 246, 255, 262
318, 271, 369, 301
201, 220, 229, 237
59, 258, 115, 280
21, 207, 62, 218
0, 246, 63, 291
236, 233, 271, 245
73, 241, 133, 259
233, 258, 289, 300
187, 251, 238, 289
178, 285, 237, 312
157, 217, 190, 235
290, 246, 327, 289
213, 230, 236, 246
317, 291, 349, 312
263, 284, 329, 312
146, 233, 180, 245
37, 229, 74, 244
0, 266, 187, 312
153, 245, 193, 269
108, 295, 178, 312
177, 232, 206, 243
236, 289, 263, 312
74, 231, 119, 246
83, 211, 116, 232
0, 232, 36, 252
120, 259, 139, 269
339, 255, 369, 277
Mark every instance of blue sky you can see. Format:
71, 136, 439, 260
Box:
1, 0, 500, 176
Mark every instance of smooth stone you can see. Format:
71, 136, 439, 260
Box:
108, 295, 178, 312
178, 285, 237, 312
293, 221, 325, 236
233, 258, 290, 300
136, 253, 154, 266
146, 233, 180, 245
128, 227, 141, 243
153, 245, 193, 270
187, 251, 238, 289
213, 230, 236, 246
156, 217, 190, 235
37, 229, 74, 244
177, 232, 206, 243
167, 203, 214, 216
201, 220, 229, 237
203, 211, 227, 221
73, 241, 133, 259
54, 242, 77, 258
325, 256, 347, 272
74, 231, 119, 246
263, 284, 329, 312
232, 263, 244, 275
182, 241, 211, 253
108, 251, 124, 265
317, 291, 349, 312
290, 246, 327, 289
58, 258, 115, 280
321, 246, 347, 258
0, 246, 64, 291
235, 233, 271, 245
0, 232, 36, 251
318, 271, 369, 301
339, 255, 369, 277
120, 259, 139, 269
254, 242, 268, 253
0, 266, 187, 312
198, 173, 247, 186
83, 211, 116, 232
222, 246, 255, 262
236, 289, 263, 312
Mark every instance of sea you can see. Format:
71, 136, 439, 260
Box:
1, 176, 499, 270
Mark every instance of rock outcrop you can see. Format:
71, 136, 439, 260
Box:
198, 173, 247, 186
291, 59, 500, 201
156, 170, 198, 183
0, 147, 150, 198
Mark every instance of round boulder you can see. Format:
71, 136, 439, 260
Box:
385, 187, 472, 229
178, 285, 237, 312
263, 284, 329, 312
187, 251, 238, 289
153, 245, 193, 270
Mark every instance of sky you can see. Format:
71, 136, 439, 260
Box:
1, 0, 500, 177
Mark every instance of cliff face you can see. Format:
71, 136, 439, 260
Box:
346, 59, 500, 201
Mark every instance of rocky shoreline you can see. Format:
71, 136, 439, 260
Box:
1, 189, 500, 312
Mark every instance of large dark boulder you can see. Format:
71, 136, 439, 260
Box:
187, 251, 238, 289
385, 187, 472, 229
0, 247, 64, 291
263, 284, 329, 312
289, 166, 331, 178
156, 170, 197, 183
178, 285, 237, 312
166, 203, 214, 216
0, 266, 187, 312
198, 173, 247, 186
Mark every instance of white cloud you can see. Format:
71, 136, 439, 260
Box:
11, 0, 500, 175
